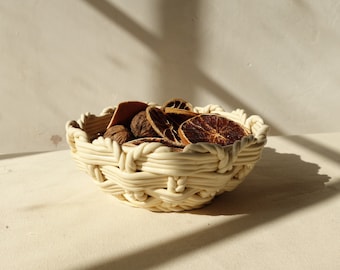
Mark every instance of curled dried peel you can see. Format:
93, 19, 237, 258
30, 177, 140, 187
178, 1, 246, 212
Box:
178, 114, 249, 146
106, 101, 148, 129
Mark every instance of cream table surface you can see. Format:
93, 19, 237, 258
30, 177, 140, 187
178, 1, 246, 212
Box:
1, 132, 340, 270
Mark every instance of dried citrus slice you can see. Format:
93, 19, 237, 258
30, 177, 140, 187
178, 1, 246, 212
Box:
178, 114, 249, 146
106, 101, 148, 129
146, 106, 182, 144
164, 107, 198, 128
162, 98, 193, 111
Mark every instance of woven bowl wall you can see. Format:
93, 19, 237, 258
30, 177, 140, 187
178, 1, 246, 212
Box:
66, 104, 269, 212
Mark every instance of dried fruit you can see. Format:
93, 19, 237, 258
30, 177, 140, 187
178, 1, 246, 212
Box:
130, 110, 159, 138
106, 101, 148, 129
164, 107, 198, 128
178, 114, 248, 146
162, 98, 193, 111
146, 106, 182, 144
101, 98, 250, 149
104, 125, 133, 144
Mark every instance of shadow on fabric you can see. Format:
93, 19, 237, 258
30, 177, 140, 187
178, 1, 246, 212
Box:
79, 147, 337, 270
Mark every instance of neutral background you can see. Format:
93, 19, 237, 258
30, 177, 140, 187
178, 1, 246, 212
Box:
1, 0, 340, 154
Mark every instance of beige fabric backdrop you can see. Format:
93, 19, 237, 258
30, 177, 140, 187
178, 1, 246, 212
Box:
1, 0, 340, 154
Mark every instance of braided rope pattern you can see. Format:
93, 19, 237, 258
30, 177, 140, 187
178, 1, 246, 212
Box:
66, 105, 269, 211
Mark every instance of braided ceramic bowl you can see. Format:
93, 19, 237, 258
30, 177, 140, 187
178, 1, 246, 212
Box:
66, 104, 269, 212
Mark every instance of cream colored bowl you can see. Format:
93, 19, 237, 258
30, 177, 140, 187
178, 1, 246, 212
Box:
66, 104, 269, 212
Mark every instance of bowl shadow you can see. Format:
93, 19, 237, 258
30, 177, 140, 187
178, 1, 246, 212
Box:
80, 147, 338, 270
190, 147, 332, 216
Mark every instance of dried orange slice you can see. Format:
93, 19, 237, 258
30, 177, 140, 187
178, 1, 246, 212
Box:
178, 114, 249, 146
162, 98, 193, 111
164, 107, 198, 127
146, 106, 182, 144
106, 101, 148, 129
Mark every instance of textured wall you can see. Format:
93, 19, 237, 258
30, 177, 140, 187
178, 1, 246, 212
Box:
1, 0, 340, 153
